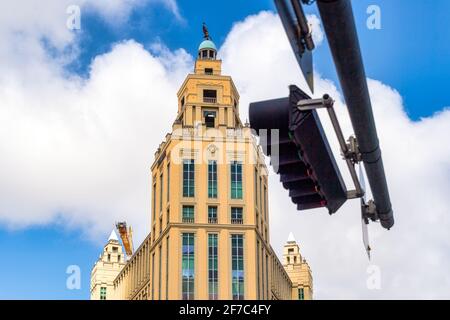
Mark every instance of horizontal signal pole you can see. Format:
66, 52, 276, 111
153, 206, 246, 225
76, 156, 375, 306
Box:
316, 0, 394, 229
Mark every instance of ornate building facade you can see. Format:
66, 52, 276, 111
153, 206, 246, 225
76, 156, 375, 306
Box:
90, 32, 313, 301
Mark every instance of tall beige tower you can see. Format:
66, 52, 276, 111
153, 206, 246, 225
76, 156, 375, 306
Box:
283, 232, 313, 300
90, 230, 126, 300
112, 29, 293, 301
107, 28, 313, 301
144, 33, 276, 300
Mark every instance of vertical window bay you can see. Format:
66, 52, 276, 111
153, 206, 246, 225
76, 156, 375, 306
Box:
231, 161, 242, 199
182, 233, 195, 299
208, 234, 218, 300
183, 159, 195, 197
208, 160, 217, 198
231, 234, 244, 300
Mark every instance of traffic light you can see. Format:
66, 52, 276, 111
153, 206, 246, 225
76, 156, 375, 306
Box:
249, 85, 347, 214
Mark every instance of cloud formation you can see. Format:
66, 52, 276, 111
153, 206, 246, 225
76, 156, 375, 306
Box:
0, 5, 449, 299
221, 11, 450, 299
0, 0, 187, 244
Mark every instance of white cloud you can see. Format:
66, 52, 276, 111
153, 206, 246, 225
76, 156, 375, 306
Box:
1, 6, 449, 299
220, 11, 324, 115
0, 39, 192, 244
307, 14, 324, 46
0, 0, 186, 244
84, 0, 183, 23
0, 0, 182, 55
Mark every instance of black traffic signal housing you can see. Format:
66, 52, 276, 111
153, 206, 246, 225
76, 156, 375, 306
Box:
249, 85, 347, 214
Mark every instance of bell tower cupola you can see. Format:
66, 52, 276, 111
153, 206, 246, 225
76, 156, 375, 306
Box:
193, 23, 222, 76
198, 23, 217, 60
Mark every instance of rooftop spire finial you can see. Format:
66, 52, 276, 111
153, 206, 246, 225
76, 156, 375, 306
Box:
287, 232, 296, 243
202, 22, 210, 40
108, 229, 119, 242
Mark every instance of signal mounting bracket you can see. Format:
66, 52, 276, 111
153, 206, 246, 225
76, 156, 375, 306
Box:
345, 135, 362, 164
362, 199, 378, 222
297, 94, 364, 200
298, 94, 380, 259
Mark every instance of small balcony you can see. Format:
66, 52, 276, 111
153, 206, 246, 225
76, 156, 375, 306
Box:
203, 97, 217, 103
208, 217, 218, 224
182, 217, 194, 223
231, 218, 243, 225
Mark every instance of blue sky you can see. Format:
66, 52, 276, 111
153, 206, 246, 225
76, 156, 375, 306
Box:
0, 0, 449, 299
71, 0, 450, 119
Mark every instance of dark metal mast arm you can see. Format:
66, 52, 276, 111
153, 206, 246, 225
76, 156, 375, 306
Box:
316, 0, 394, 229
